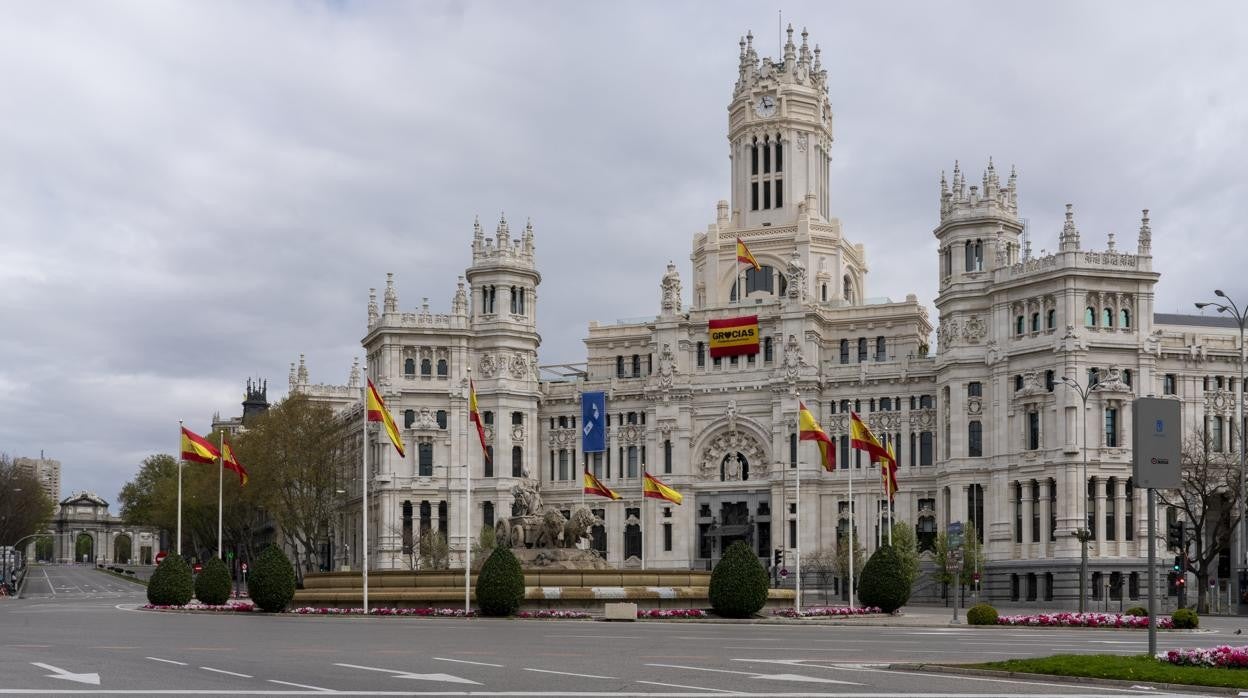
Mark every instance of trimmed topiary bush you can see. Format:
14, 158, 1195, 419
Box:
247, 545, 296, 613
857, 544, 911, 613
709, 540, 769, 618
476, 546, 524, 617
1125, 605, 1148, 617
146, 554, 193, 606
966, 603, 998, 625
1171, 608, 1199, 629
194, 557, 232, 605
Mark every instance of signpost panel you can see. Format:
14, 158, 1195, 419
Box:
1132, 398, 1182, 489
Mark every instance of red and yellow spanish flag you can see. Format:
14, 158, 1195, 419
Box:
583, 470, 620, 500
882, 442, 899, 502
469, 379, 490, 464
642, 471, 683, 505
798, 401, 835, 471
366, 379, 406, 458
708, 315, 759, 358
736, 237, 761, 271
850, 411, 894, 468
222, 437, 249, 486
180, 426, 220, 464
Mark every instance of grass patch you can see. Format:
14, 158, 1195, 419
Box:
96, 568, 147, 587
974, 654, 1248, 690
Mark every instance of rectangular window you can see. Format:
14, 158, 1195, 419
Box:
774, 179, 783, 208
789, 433, 797, 468
696, 342, 705, 368
663, 523, 672, 552
558, 449, 568, 481
763, 179, 771, 209
968, 420, 982, 458
775, 141, 783, 172
788, 518, 797, 548
512, 411, 524, 425
663, 440, 672, 474
1027, 411, 1040, 450
967, 382, 982, 398
484, 446, 494, 477
751, 144, 758, 175
750, 182, 758, 211
919, 432, 933, 465
1211, 416, 1224, 452
763, 143, 770, 174
1105, 408, 1119, 448
627, 446, 639, 478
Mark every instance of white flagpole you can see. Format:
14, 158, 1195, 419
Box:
362, 378, 369, 614
848, 449, 855, 610
640, 472, 647, 571
177, 420, 183, 557
465, 372, 473, 614
795, 435, 802, 614
217, 431, 224, 560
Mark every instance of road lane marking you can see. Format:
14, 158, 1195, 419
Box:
558, 634, 643, 639
266, 680, 331, 692
523, 667, 616, 680
634, 679, 741, 693
201, 667, 253, 678
145, 658, 187, 666
42, 568, 56, 596
644, 663, 860, 685
30, 662, 100, 686
432, 657, 504, 667
333, 662, 480, 684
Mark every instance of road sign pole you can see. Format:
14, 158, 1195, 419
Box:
1148, 487, 1157, 656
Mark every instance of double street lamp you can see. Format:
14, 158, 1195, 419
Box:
1195, 291, 1247, 613
1061, 375, 1100, 614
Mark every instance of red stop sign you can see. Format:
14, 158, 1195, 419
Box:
193, 563, 203, 574
155, 551, 167, 564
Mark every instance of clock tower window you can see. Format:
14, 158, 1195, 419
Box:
748, 134, 785, 211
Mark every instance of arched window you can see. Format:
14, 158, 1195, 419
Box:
509, 286, 518, 314
821, 283, 828, 302
857, 337, 868, 362
1085, 307, 1095, 327
404, 409, 415, 429
404, 358, 415, 376
843, 275, 855, 304
516, 288, 525, 314
418, 443, 433, 477
1102, 308, 1113, 327
1047, 309, 1057, 330
420, 358, 432, 377
484, 446, 494, 477
436, 359, 448, 377
763, 336, 773, 363
875, 336, 887, 361
512, 446, 523, 477
419, 500, 431, 532
1030, 312, 1040, 332
1120, 308, 1130, 328
616, 356, 625, 378
1015, 316, 1025, 335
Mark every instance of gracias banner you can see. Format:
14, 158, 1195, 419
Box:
708, 315, 760, 358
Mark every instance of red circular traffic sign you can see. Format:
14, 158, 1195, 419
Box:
155, 551, 167, 564
241, 562, 248, 572
192, 563, 203, 574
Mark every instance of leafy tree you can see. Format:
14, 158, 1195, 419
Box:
966, 603, 998, 625
419, 530, 450, 570
835, 529, 866, 599
147, 554, 193, 606
858, 544, 911, 613
247, 544, 296, 613
0, 454, 56, 548
709, 540, 769, 618
476, 546, 524, 616
471, 525, 497, 571
194, 557, 232, 605
1157, 427, 1242, 614
889, 521, 921, 589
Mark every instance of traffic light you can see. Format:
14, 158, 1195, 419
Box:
1176, 575, 1186, 588
1172, 555, 1183, 573
773, 549, 783, 566
1166, 522, 1184, 550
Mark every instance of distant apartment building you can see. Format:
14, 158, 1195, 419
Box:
14, 455, 61, 502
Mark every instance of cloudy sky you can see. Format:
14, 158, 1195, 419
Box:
2, 1, 1246, 505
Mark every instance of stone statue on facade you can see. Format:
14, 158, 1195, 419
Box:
660, 262, 682, 313
786, 251, 807, 301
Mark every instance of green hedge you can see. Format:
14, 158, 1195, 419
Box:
476, 546, 524, 617
247, 545, 295, 613
857, 544, 911, 613
966, 603, 998, 625
1125, 605, 1148, 617
194, 557, 232, 605
146, 555, 193, 606
708, 540, 769, 618
1171, 608, 1199, 629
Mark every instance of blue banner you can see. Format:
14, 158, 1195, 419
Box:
581, 391, 607, 453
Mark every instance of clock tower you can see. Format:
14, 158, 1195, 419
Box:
729, 26, 833, 229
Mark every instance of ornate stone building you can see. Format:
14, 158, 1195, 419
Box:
43, 491, 162, 565
296, 26, 1244, 606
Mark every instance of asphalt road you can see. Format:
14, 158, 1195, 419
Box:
18, 564, 146, 600
0, 565, 1241, 696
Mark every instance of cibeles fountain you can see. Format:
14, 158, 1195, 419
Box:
494, 479, 611, 569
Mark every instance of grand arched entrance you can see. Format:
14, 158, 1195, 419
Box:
74, 533, 95, 563
113, 534, 132, 564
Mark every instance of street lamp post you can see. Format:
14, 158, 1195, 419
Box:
1196, 291, 1247, 613
1062, 375, 1099, 614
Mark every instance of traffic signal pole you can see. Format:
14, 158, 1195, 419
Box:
1147, 488, 1157, 657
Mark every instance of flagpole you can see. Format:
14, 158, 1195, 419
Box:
794, 425, 802, 615
465, 369, 473, 615
177, 420, 183, 557
217, 431, 224, 560
848, 447, 855, 610
361, 376, 369, 614
640, 471, 647, 571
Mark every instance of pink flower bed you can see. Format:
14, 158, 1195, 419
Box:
142, 602, 256, 612
516, 609, 592, 619
997, 612, 1173, 629
289, 607, 476, 617
1161, 645, 1248, 668
771, 606, 883, 618
638, 608, 708, 619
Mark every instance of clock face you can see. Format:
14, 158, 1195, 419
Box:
754, 94, 777, 118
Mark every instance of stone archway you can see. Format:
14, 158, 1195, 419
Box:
75, 532, 95, 563
696, 429, 768, 482
113, 534, 132, 565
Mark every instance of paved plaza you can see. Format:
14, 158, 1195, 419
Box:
0, 565, 1243, 695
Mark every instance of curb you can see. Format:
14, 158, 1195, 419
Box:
888, 662, 1242, 695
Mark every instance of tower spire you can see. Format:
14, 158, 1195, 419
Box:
1138, 208, 1152, 255
1059, 203, 1081, 252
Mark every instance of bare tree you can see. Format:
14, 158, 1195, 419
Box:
0, 454, 56, 548
1157, 427, 1242, 614
418, 530, 450, 570
802, 548, 837, 604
